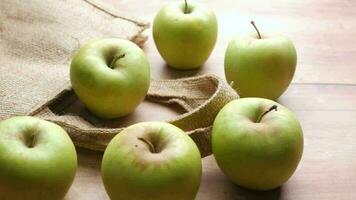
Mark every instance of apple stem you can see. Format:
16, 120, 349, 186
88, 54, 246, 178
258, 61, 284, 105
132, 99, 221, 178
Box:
138, 137, 157, 153
229, 81, 234, 87
251, 21, 262, 39
27, 133, 37, 148
109, 53, 125, 69
256, 105, 278, 123
184, 0, 188, 14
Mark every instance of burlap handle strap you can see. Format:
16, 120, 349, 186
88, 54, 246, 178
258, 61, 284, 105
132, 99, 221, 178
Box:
33, 75, 238, 157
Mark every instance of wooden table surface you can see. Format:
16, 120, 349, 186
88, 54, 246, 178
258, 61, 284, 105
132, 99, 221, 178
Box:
65, 0, 356, 199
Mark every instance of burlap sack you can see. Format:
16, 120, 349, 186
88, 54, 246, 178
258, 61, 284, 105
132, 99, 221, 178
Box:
0, 0, 238, 157
0, 0, 148, 119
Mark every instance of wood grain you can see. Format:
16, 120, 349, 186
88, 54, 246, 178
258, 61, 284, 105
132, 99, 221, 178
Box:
109, 0, 356, 84
65, 0, 356, 199
66, 84, 356, 200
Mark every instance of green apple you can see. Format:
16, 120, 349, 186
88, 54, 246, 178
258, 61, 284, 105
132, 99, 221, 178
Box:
101, 122, 202, 200
224, 21, 297, 100
153, 0, 218, 70
0, 116, 77, 200
212, 98, 303, 190
70, 38, 150, 118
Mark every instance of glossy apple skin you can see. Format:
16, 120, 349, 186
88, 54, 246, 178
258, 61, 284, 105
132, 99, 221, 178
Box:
224, 34, 297, 100
70, 38, 150, 118
153, 1, 218, 70
101, 122, 202, 200
0, 116, 77, 200
212, 98, 303, 190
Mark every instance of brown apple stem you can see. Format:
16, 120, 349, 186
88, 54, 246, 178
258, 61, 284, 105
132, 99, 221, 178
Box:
256, 105, 278, 123
250, 21, 262, 39
26, 133, 37, 148
109, 53, 125, 68
25, 124, 40, 148
138, 137, 156, 153
184, 0, 188, 14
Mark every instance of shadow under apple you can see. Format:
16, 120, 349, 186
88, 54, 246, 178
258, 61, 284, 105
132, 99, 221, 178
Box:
153, 63, 205, 79
231, 183, 282, 200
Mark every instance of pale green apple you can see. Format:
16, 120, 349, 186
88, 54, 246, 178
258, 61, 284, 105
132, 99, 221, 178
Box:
224, 21, 297, 100
212, 98, 303, 190
0, 116, 77, 200
101, 122, 202, 200
70, 38, 150, 118
153, 0, 218, 70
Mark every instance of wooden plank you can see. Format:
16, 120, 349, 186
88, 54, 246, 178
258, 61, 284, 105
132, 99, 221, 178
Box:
63, 0, 356, 199
198, 83, 356, 200
106, 0, 356, 84
65, 83, 356, 199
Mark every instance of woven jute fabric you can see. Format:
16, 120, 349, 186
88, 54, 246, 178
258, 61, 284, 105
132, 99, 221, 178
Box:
34, 75, 238, 157
0, 0, 238, 157
0, 0, 148, 120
